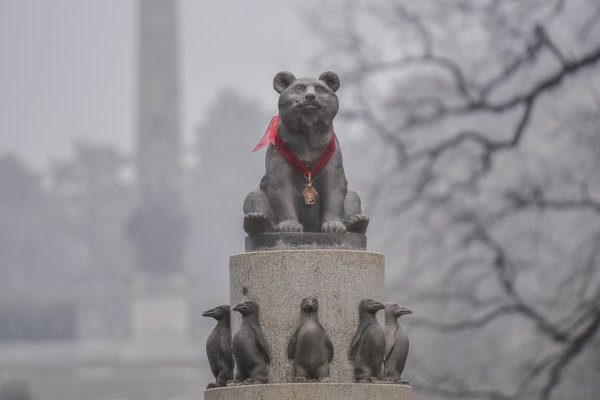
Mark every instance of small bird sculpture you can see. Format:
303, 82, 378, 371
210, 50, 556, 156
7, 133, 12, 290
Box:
202, 305, 234, 389
349, 299, 386, 383
383, 303, 412, 384
232, 301, 270, 384
288, 297, 333, 381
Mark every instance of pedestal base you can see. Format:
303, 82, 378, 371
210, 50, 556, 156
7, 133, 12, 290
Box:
205, 383, 412, 400
230, 250, 384, 383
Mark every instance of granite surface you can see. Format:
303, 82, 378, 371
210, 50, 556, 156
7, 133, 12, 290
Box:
205, 383, 412, 400
229, 250, 385, 383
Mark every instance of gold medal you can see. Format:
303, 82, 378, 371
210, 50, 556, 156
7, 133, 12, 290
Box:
302, 175, 319, 205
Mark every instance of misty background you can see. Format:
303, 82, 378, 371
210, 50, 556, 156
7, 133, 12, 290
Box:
1, 1, 599, 400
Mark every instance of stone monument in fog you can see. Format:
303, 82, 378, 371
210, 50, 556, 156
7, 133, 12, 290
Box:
127, 0, 191, 359
203, 71, 412, 400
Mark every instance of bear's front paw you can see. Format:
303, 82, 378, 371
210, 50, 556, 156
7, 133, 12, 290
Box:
321, 220, 346, 233
276, 219, 304, 232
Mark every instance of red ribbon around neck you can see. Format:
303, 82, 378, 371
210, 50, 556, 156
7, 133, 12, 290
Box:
253, 116, 336, 179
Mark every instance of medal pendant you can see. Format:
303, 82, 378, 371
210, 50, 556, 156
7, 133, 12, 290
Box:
302, 175, 319, 205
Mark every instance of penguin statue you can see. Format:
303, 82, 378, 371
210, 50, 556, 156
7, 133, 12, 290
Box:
383, 303, 412, 384
349, 299, 386, 383
232, 301, 270, 384
287, 297, 333, 381
202, 305, 234, 389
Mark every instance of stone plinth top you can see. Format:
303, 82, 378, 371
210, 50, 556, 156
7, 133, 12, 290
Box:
205, 383, 412, 400
245, 232, 366, 252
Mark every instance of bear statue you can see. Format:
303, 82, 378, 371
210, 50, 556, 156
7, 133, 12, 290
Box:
243, 71, 369, 235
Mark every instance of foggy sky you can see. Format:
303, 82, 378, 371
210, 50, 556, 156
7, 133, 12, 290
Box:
0, 0, 318, 167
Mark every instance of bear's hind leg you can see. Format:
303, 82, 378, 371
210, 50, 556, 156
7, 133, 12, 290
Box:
343, 190, 369, 234
243, 188, 274, 234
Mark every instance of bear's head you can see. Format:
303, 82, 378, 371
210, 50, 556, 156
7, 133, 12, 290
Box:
273, 71, 340, 134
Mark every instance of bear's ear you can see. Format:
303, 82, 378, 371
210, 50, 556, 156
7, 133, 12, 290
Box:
319, 71, 340, 92
273, 71, 297, 94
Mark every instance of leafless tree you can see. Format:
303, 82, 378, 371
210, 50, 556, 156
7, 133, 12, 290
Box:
308, 0, 600, 399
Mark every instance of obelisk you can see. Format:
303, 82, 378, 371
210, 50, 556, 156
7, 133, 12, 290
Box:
127, 0, 190, 359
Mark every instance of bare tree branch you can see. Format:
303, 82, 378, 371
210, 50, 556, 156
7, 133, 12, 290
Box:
410, 304, 520, 333
311, 2, 600, 399
506, 190, 600, 215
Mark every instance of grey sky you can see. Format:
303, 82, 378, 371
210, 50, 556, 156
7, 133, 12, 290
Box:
0, 0, 316, 167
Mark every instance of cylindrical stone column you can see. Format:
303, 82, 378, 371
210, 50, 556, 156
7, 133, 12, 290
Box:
229, 250, 384, 383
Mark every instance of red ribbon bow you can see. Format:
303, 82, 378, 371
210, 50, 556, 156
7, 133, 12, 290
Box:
252, 116, 279, 152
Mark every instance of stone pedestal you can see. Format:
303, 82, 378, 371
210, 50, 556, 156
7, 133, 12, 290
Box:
205, 247, 412, 400
229, 250, 384, 383
205, 383, 412, 400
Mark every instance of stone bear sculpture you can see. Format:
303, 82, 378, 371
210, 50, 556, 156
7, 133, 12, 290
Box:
243, 71, 369, 235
